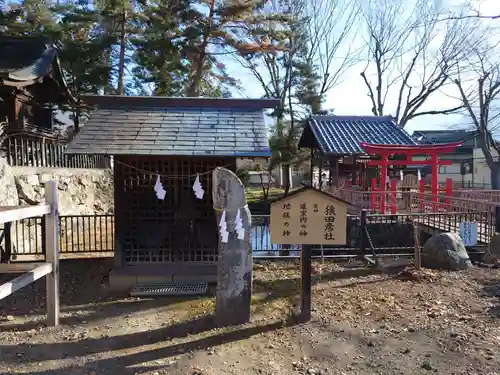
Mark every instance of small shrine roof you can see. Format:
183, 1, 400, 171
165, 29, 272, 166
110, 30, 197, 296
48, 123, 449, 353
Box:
298, 115, 416, 155
65, 95, 279, 157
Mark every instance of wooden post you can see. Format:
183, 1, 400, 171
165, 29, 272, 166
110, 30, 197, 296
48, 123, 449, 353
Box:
430, 153, 439, 206
445, 177, 453, 210
371, 177, 377, 212
359, 209, 368, 259
310, 149, 314, 187
379, 154, 389, 214
390, 179, 397, 214
1, 222, 12, 263
419, 179, 426, 212
412, 221, 421, 270
300, 244, 312, 322
212, 167, 252, 326
44, 181, 59, 326
318, 157, 323, 189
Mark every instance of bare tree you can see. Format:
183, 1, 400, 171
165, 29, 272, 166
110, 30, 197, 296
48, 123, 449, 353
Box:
439, 0, 500, 21
300, 0, 360, 113
233, 0, 358, 195
237, 0, 359, 118
359, 0, 476, 128
452, 40, 500, 189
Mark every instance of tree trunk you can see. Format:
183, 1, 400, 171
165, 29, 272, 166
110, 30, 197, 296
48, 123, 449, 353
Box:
212, 167, 252, 326
117, 9, 127, 96
187, 0, 215, 97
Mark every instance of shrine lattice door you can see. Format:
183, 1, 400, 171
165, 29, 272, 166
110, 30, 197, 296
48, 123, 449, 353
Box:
115, 155, 235, 264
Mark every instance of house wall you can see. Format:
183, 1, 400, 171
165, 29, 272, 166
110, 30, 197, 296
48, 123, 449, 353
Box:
247, 171, 270, 186
412, 154, 473, 186
272, 165, 308, 189
473, 147, 495, 189
235, 157, 268, 170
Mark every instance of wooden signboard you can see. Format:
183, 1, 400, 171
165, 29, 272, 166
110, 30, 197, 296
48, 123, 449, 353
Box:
270, 187, 349, 245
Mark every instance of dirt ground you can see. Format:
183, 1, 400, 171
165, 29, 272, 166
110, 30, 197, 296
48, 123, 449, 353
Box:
0, 258, 500, 375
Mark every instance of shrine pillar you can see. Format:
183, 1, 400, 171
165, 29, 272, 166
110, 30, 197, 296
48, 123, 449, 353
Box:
430, 153, 439, 206
380, 153, 389, 214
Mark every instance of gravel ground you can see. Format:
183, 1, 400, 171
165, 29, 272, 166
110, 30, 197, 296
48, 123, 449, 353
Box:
0, 259, 499, 375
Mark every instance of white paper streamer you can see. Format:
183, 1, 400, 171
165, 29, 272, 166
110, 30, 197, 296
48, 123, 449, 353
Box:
154, 175, 166, 200
218, 210, 229, 243
192, 173, 205, 199
221, 230, 229, 243
234, 208, 245, 240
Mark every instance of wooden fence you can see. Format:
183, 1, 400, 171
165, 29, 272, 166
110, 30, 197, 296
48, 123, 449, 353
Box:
0, 181, 60, 326
4, 135, 110, 169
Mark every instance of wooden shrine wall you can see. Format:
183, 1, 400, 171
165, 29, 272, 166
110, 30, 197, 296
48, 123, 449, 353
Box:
114, 155, 236, 264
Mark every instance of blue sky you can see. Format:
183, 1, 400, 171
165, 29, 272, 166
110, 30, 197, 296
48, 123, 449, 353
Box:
223, 0, 500, 134
27, 0, 497, 134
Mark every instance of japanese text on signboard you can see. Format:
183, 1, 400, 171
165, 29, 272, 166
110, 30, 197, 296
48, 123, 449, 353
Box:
270, 189, 348, 245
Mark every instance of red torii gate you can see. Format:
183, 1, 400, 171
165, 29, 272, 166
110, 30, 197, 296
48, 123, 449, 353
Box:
360, 141, 463, 213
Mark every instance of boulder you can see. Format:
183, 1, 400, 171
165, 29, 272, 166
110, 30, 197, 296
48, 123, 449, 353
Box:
482, 233, 500, 265
422, 232, 472, 271
489, 233, 500, 258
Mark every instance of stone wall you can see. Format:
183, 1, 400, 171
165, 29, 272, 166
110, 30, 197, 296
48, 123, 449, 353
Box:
0, 159, 114, 215
0, 157, 114, 258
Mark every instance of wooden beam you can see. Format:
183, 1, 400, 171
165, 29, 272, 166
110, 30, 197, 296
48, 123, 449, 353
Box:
0, 262, 45, 273
0, 263, 52, 300
45, 181, 60, 327
0, 204, 51, 225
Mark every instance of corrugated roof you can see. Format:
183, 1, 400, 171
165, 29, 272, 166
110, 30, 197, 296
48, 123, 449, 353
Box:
65, 96, 278, 157
298, 115, 416, 155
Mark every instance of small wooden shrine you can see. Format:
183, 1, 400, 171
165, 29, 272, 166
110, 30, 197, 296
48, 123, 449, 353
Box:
66, 95, 278, 285
0, 36, 75, 137
298, 115, 418, 190
297, 114, 464, 214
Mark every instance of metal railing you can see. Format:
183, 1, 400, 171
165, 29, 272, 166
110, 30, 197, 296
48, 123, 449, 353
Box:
0, 212, 487, 262
0, 215, 115, 260
4, 135, 111, 169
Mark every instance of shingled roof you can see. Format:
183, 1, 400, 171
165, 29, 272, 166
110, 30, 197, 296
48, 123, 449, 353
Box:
298, 115, 416, 155
0, 36, 75, 103
412, 130, 478, 148
65, 95, 278, 156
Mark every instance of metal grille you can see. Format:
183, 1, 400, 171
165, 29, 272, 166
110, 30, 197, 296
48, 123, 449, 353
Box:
116, 155, 235, 264
130, 281, 208, 296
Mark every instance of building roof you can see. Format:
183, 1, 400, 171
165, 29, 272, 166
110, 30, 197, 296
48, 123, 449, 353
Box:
298, 115, 416, 155
412, 130, 478, 148
0, 36, 75, 103
65, 95, 279, 157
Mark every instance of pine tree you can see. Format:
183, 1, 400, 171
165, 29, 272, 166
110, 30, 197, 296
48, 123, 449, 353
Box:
130, 0, 194, 96
0, 0, 57, 37
184, 0, 287, 97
